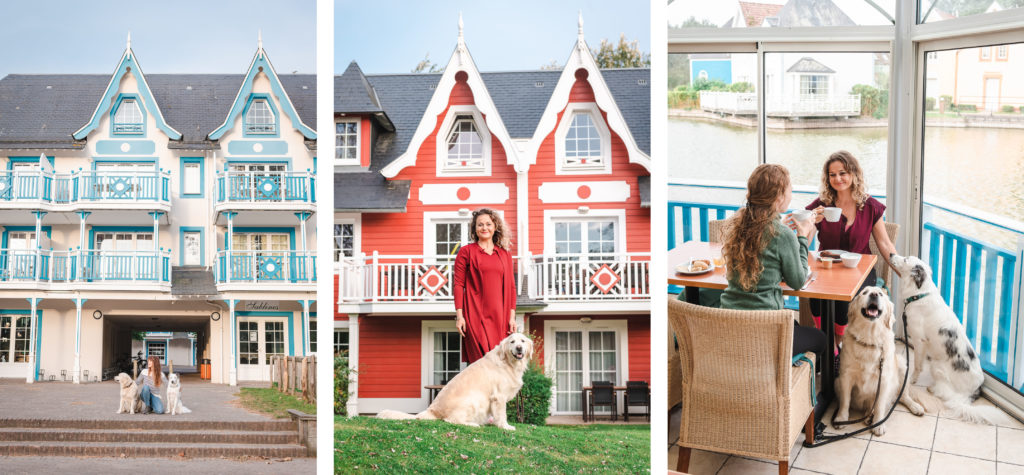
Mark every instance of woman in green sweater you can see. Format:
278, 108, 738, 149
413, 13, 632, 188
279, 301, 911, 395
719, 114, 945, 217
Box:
720, 164, 826, 361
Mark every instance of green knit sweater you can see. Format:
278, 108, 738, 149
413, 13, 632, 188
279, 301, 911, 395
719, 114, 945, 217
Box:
720, 219, 809, 311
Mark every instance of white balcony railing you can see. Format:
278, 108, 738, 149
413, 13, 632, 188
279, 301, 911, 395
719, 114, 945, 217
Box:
699, 91, 862, 117
337, 252, 651, 304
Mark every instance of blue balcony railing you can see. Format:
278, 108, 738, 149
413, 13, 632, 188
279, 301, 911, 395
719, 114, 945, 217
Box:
669, 192, 1023, 387
216, 171, 315, 205
214, 250, 316, 284
0, 249, 170, 284
0, 170, 169, 205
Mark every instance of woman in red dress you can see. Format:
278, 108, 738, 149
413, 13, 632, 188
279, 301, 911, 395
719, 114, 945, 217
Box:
453, 208, 517, 363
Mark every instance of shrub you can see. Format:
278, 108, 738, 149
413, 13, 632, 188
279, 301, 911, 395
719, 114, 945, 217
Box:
850, 84, 889, 118
1002, 105, 1016, 113
958, 104, 977, 112
508, 359, 553, 426
925, 97, 936, 111
334, 353, 355, 416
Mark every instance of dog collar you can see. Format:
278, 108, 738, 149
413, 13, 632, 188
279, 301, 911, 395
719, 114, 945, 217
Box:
904, 293, 930, 305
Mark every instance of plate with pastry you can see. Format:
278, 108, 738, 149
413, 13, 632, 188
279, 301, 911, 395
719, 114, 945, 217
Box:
817, 249, 846, 261
675, 259, 715, 275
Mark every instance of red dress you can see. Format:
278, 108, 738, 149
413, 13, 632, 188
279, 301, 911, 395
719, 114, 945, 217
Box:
453, 243, 517, 363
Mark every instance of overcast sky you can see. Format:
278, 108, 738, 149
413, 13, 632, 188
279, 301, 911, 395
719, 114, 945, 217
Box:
336, 0, 651, 74
0, 0, 315, 79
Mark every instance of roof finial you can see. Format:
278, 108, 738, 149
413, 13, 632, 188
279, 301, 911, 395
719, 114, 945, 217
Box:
458, 12, 464, 42
578, 11, 584, 40
258, 29, 263, 50
127, 31, 132, 50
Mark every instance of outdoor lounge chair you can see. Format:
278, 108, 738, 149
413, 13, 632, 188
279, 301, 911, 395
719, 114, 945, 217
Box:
668, 299, 815, 475
589, 381, 616, 422
623, 380, 650, 422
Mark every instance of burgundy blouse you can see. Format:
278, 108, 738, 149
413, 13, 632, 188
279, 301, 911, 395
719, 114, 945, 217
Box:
805, 197, 885, 255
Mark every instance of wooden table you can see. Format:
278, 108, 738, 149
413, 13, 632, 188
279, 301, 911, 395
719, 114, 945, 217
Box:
425, 384, 445, 403
580, 385, 627, 422
668, 241, 876, 422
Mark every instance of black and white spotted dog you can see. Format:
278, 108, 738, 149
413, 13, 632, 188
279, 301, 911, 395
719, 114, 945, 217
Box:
889, 254, 1004, 424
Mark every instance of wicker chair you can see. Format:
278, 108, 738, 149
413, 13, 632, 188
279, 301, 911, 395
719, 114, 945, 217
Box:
668, 299, 815, 475
589, 381, 617, 422
707, 218, 731, 244
869, 222, 899, 292
624, 380, 650, 422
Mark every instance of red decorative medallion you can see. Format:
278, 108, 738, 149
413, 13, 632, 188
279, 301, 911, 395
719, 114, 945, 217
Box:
418, 266, 448, 295
590, 264, 620, 294
577, 185, 592, 199
456, 186, 471, 201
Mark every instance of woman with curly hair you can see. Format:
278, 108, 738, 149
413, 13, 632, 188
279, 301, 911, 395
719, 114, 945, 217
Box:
453, 208, 517, 364
804, 151, 898, 339
720, 164, 825, 361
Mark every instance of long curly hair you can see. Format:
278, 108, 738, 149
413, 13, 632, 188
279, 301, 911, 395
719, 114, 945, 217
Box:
723, 164, 790, 292
147, 356, 162, 387
819, 150, 869, 210
470, 208, 512, 251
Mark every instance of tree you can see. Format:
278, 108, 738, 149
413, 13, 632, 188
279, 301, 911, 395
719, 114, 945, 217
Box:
667, 53, 690, 90
591, 34, 650, 68
539, 59, 561, 70
411, 53, 443, 73
675, 16, 717, 28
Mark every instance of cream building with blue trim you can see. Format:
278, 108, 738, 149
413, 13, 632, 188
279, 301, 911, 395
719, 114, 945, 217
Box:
0, 36, 316, 385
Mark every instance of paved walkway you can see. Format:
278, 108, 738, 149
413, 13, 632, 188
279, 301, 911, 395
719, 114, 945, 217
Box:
0, 374, 276, 421
0, 455, 315, 474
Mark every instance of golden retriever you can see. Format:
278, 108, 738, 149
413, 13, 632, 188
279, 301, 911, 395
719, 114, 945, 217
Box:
377, 333, 533, 430
115, 372, 144, 414
834, 287, 925, 436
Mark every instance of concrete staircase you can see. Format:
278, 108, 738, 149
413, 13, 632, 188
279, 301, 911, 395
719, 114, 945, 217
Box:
0, 419, 308, 458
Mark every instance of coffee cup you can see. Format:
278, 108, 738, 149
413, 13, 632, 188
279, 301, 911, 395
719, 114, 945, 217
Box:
791, 209, 814, 223
823, 207, 842, 222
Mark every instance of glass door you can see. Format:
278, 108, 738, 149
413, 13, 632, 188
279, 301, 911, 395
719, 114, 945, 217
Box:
0, 314, 32, 377
6, 232, 36, 280
553, 329, 620, 414
232, 233, 289, 281
230, 163, 286, 201
237, 318, 287, 381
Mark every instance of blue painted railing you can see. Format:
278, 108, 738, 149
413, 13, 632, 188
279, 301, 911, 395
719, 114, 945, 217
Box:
214, 250, 316, 284
0, 170, 170, 205
216, 171, 315, 205
669, 197, 1022, 385
0, 249, 171, 283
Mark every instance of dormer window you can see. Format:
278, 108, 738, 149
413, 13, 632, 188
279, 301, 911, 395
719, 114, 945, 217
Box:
445, 115, 484, 170
245, 98, 276, 134
336, 119, 360, 165
436, 106, 491, 176
113, 97, 144, 134
555, 103, 611, 174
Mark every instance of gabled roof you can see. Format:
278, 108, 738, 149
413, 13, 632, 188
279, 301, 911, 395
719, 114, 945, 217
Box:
337, 61, 394, 131
73, 45, 182, 141
775, 0, 856, 27
739, 1, 784, 27
787, 57, 836, 74
0, 74, 315, 150
208, 43, 316, 140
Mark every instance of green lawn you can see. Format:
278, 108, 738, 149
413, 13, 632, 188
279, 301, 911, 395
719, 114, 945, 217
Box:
334, 417, 649, 473
235, 387, 316, 419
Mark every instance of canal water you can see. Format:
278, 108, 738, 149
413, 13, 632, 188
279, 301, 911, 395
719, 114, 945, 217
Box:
669, 117, 1024, 249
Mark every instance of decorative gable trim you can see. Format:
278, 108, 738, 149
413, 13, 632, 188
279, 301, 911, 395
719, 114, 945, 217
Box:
208, 43, 316, 141
73, 42, 182, 141
525, 15, 650, 172
380, 16, 520, 178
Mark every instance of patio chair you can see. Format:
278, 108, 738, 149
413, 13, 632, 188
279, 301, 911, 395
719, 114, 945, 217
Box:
668, 299, 815, 475
868, 222, 899, 293
707, 218, 731, 244
589, 381, 617, 422
623, 380, 650, 422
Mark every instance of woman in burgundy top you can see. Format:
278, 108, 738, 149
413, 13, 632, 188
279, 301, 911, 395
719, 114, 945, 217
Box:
803, 151, 899, 340
453, 208, 517, 363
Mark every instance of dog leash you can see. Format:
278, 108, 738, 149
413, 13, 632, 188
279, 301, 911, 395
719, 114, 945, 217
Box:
803, 310, 912, 448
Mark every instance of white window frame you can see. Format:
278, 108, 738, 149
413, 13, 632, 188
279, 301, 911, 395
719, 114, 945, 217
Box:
543, 209, 626, 257
333, 327, 349, 355
435, 105, 491, 177
113, 98, 144, 134
422, 210, 492, 262
420, 320, 468, 400
336, 118, 360, 165
183, 161, 201, 196
543, 319, 629, 415
245, 98, 276, 134
334, 215, 361, 267
554, 103, 612, 175
308, 317, 317, 354
799, 74, 830, 97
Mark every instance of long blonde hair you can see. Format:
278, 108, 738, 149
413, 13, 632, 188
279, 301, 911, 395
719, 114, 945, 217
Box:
470, 208, 512, 251
819, 150, 869, 210
723, 164, 790, 291
147, 356, 162, 387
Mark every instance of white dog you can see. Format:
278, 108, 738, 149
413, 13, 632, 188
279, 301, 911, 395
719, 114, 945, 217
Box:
166, 373, 191, 415
377, 333, 533, 430
834, 287, 925, 436
115, 372, 144, 414
889, 254, 1004, 424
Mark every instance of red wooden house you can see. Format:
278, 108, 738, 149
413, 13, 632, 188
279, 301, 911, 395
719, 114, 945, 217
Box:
334, 18, 650, 417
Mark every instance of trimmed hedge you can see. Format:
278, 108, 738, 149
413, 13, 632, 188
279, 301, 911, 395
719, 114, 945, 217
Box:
508, 359, 553, 426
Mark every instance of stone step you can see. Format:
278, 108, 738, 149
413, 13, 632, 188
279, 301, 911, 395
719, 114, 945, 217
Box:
0, 441, 309, 458
0, 428, 299, 445
0, 418, 295, 432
